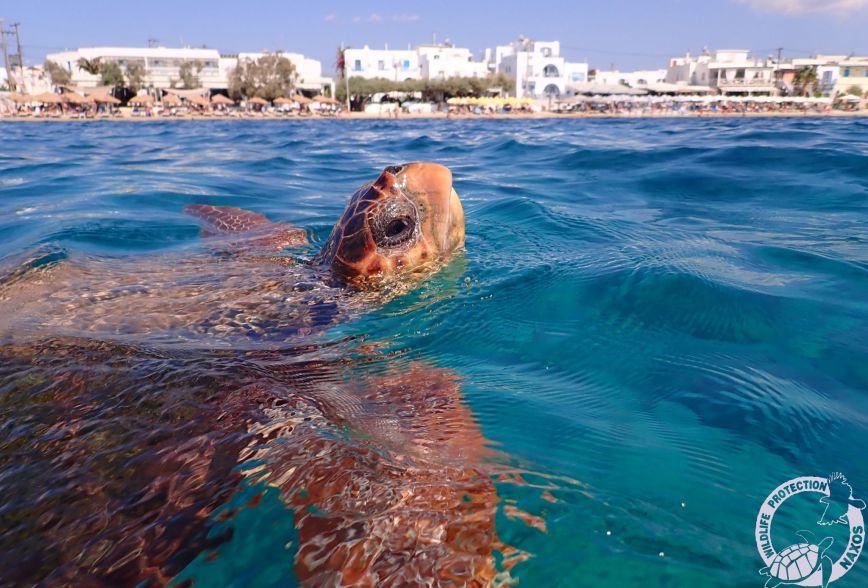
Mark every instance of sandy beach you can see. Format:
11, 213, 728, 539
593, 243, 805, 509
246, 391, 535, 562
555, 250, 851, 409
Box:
2, 109, 866, 122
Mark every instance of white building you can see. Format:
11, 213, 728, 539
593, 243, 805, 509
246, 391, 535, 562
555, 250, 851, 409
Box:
44, 46, 331, 94
342, 45, 422, 81
417, 44, 488, 80
666, 49, 776, 95
486, 37, 588, 98
46, 47, 224, 90
592, 69, 666, 88
783, 55, 868, 96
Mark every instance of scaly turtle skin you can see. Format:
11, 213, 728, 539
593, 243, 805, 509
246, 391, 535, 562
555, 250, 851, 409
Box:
0, 163, 540, 587
314, 163, 465, 283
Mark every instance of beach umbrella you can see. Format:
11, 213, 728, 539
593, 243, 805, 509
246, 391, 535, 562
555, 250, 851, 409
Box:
9, 93, 31, 103
292, 94, 312, 105
248, 97, 269, 106
273, 97, 293, 105
314, 95, 339, 105
185, 95, 211, 108
93, 94, 121, 105
62, 91, 92, 104
161, 94, 182, 106
129, 95, 154, 106
211, 94, 234, 106
33, 92, 62, 104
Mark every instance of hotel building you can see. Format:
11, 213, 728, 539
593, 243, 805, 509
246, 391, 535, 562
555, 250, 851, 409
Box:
44, 46, 332, 95
485, 37, 589, 99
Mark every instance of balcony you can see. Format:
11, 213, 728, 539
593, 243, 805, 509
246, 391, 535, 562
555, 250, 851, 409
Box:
716, 78, 774, 87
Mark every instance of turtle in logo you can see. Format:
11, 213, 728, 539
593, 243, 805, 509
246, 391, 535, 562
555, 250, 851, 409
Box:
759, 530, 834, 588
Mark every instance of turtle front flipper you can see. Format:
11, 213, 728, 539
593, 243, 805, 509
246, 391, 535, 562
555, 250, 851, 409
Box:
184, 204, 307, 251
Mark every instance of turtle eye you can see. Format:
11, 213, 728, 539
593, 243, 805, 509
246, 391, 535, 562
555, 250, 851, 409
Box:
370, 199, 418, 249
386, 218, 409, 238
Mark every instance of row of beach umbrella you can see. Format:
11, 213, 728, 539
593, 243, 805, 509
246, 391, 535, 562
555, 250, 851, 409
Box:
9, 91, 121, 105
447, 96, 535, 107
7, 91, 338, 108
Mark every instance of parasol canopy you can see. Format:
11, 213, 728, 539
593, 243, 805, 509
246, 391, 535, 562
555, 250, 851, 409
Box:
93, 94, 121, 105
128, 95, 154, 106
161, 94, 182, 106
62, 91, 92, 104
33, 92, 62, 104
185, 95, 210, 108
247, 97, 269, 106
210, 94, 234, 105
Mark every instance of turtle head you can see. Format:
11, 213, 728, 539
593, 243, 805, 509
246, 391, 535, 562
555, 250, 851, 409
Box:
315, 162, 465, 285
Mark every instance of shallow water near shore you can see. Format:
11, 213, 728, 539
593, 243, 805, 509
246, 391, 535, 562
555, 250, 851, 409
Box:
1, 118, 867, 587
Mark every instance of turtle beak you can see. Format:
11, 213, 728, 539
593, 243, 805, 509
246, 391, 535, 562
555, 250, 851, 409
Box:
400, 162, 465, 253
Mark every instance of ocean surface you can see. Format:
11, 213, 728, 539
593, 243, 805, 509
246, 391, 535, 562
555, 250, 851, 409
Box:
1, 118, 867, 587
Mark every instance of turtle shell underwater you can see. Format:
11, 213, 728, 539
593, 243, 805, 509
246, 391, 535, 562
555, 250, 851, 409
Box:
0, 163, 539, 586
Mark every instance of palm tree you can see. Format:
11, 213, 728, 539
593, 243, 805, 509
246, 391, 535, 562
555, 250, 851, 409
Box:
793, 66, 818, 97
76, 57, 102, 76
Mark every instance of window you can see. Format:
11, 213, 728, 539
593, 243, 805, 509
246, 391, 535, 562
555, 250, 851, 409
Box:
378, 60, 385, 70
403, 59, 410, 69
570, 72, 585, 82
543, 64, 559, 78
353, 60, 362, 71
843, 68, 850, 77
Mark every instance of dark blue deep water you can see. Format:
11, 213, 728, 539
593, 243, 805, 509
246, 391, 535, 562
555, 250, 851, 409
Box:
1, 118, 867, 587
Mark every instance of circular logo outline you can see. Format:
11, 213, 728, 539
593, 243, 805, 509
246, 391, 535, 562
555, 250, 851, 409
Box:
755, 475, 864, 586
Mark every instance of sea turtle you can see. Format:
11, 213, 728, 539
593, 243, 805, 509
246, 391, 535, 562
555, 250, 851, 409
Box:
0, 161, 466, 343
0, 163, 541, 586
759, 531, 834, 588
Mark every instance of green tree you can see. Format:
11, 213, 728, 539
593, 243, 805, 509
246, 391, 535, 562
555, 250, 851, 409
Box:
76, 57, 101, 76
99, 61, 125, 91
125, 62, 147, 93
228, 54, 298, 100
845, 84, 863, 97
793, 66, 818, 97
178, 61, 201, 89
44, 60, 72, 87
334, 74, 514, 109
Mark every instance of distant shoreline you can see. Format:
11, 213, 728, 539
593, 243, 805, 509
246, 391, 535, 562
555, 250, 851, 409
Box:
2, 110, 866, 122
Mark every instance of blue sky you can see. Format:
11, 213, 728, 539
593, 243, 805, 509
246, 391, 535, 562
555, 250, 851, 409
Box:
7, 0, 868, 72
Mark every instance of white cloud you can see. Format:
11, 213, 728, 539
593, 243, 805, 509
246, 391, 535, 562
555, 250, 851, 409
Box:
737, 0, 868, 15
353, 13, 383, 23
323, 13, 337, 22
392, 14, 421, 22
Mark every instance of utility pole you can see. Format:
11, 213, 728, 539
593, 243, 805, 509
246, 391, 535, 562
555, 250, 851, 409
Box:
148, 38, 158, 48
12, 22, 23, 91
0, 19, 13, 92
775, 47, 784, 95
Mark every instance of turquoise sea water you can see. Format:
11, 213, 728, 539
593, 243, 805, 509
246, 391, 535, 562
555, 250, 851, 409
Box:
1, 118, 867, 587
